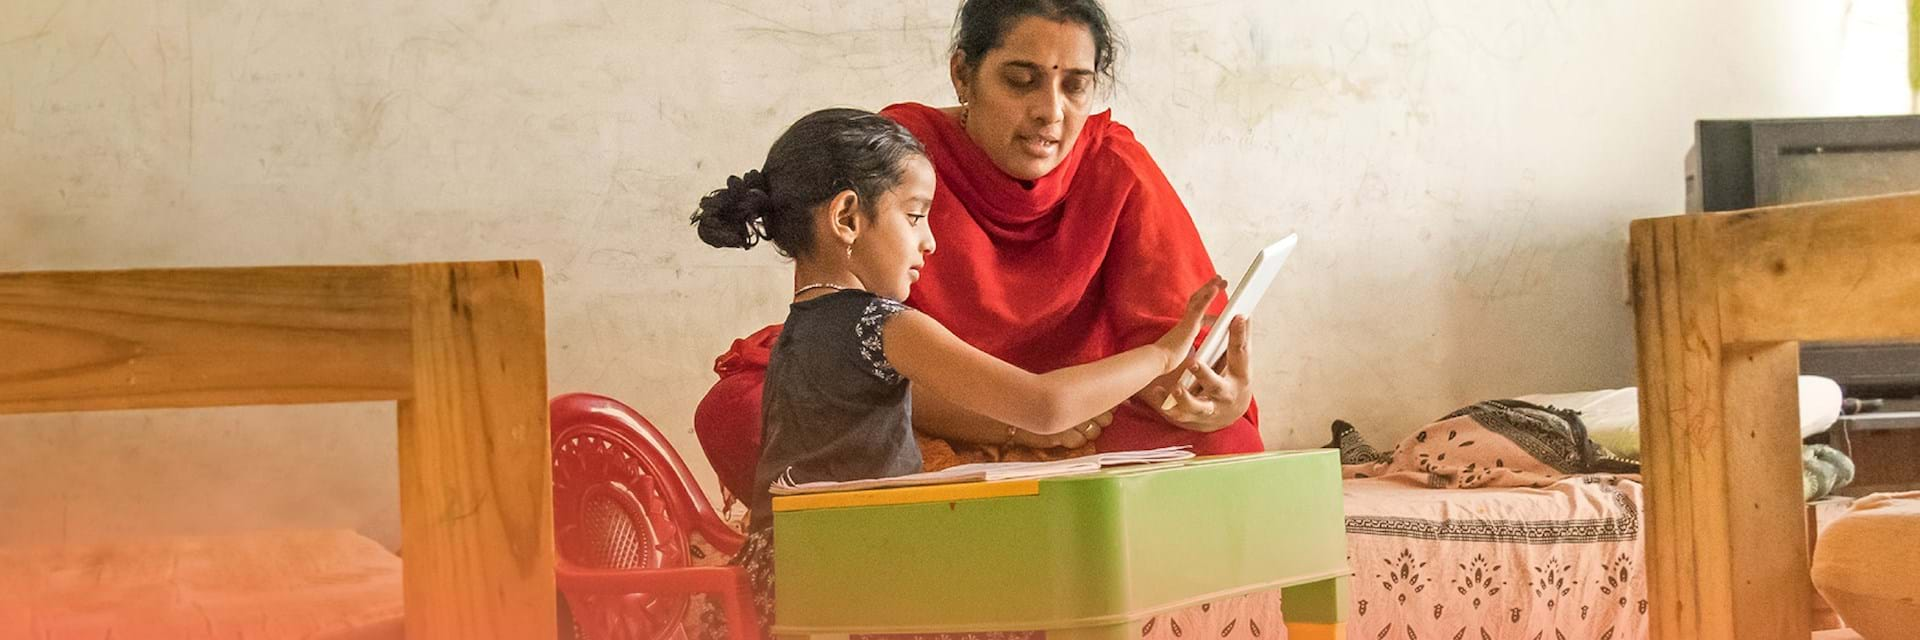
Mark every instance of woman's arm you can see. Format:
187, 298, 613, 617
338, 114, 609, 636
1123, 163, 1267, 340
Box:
887, 279, 1222, 435
1096, 132, 1258, 434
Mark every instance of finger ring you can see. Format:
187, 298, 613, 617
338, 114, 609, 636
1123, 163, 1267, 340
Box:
1077, 423, 1094, 435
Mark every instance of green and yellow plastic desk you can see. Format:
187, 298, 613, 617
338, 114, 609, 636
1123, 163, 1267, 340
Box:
770, 449, 1350, 639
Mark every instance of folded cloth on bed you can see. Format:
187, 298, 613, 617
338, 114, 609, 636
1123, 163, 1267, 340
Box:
1332, 398, 1855, 499
1331, 400, 1639, 489
1516, 375, 1843, 459
1804, 444, 1857, 501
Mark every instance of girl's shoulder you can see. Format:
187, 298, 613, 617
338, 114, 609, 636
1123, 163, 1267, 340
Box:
781, 289, 915, 385
786, 290, 915, 345
790, 288, 909, 315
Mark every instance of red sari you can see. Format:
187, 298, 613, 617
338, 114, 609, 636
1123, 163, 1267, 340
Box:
881, 102, 1261, 456
693, 103, 1261, 497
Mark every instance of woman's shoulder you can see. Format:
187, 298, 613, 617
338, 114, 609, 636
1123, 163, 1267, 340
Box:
1082, 113, 1168, 184
879, 102, 951, 135
880, 101, 940, 118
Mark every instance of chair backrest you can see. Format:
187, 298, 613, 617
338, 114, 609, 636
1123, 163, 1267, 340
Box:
550, 393, 744, 640
551, 393, 742, 570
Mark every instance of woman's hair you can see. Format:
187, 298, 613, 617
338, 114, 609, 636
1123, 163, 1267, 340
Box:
692, 108, 926, 258
951, 0, 1121, 87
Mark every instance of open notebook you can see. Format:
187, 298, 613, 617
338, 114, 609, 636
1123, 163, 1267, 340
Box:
768, 446, 1196, 495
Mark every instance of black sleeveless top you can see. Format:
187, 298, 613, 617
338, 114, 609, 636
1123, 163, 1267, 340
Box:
748, 289, 923, 529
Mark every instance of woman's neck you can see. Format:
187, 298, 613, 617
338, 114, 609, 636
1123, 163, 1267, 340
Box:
935, 103, 1037, 189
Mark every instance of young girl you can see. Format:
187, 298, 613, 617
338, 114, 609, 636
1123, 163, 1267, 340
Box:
690, 107, 1223, 631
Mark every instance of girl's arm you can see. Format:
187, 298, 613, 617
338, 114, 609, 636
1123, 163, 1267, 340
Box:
911, 387, 1105, 448
885, 278, 1223, 435
908, 391, 1017, 443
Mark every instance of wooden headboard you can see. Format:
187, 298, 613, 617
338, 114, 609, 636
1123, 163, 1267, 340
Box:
0, 261, 555, 639
1631, 191, 1920, 640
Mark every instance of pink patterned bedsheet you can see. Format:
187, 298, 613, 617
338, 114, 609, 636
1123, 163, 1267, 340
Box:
838, 588, 1288, 640
1344, 475, 1647, 640
0, 529, 404, 640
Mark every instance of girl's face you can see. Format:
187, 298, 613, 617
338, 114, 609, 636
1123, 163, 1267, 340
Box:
850, 156, 937, 301
952, 17, 1098, 181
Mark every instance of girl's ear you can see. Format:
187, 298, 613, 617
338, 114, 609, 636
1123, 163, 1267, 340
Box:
826, 189, 862, 248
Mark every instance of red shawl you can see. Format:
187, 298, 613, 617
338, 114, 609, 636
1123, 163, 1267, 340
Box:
879, 102, 1260, 455
694, 105, 1261, 494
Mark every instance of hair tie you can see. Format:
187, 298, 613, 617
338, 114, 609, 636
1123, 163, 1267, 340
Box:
725, 170, 776, 248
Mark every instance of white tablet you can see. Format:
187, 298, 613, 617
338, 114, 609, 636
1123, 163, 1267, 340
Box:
1167, 233, 1296, 402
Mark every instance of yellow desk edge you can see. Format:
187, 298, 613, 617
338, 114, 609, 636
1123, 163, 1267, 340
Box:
771, 479, 1042, 512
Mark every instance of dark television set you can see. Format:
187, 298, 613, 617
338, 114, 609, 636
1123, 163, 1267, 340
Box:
1685, 114, 1920, 429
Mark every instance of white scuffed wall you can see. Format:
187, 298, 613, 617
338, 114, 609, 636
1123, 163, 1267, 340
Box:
0, 0, 1909, 546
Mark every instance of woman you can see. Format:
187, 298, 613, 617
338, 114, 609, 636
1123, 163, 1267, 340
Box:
695, 0, 1259, 493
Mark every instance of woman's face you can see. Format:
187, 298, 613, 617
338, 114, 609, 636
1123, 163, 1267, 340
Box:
953, 17, 1098, 181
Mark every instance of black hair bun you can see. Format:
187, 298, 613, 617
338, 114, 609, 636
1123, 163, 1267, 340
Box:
692, 169, 778, 249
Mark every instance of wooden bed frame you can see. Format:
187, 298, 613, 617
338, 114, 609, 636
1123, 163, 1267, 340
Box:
1631, 191, 1920, 640
0, 261, 555, 639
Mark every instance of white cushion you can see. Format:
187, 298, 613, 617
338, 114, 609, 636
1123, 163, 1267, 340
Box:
1516, 375, 1842, 458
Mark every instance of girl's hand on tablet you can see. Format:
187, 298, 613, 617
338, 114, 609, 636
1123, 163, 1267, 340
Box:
1141, 316, 1254, 433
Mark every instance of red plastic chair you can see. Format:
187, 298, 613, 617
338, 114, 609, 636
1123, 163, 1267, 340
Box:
551, 393, 758, 640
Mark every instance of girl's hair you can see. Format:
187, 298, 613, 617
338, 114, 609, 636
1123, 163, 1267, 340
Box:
951, 0, 1121, 87
692, 108, 926, 258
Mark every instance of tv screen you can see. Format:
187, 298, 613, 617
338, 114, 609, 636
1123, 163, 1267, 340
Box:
1687, 115, 1920, 400
1774, 146, 1920, 204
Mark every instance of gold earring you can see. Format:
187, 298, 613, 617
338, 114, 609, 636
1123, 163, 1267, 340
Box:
846, 241, 854, 259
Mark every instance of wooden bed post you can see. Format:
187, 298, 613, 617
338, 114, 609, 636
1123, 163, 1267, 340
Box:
0, 261, 556, 640
401, 261, 554, 638
1631, 192, 1920, 640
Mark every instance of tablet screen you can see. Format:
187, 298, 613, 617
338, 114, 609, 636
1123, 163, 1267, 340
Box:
1169, 233, 1297, 401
